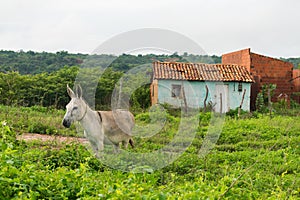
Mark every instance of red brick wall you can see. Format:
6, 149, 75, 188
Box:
222, 48, 251, 71
293, 69, 300, 91
250, 52, 294, 102
222, 48, 294, 110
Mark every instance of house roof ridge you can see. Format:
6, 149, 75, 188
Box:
154, 61, 246, 67
153, 61, 254, 82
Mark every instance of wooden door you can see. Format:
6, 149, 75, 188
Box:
215, 84, 229, 113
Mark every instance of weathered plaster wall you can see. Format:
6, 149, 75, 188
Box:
155, 79, 251, 111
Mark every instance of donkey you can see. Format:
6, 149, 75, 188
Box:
62, 85, 134, 156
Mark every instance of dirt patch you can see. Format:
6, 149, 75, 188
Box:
17, 133, 89, 144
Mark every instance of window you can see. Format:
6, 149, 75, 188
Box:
238, 82, 243, 92
171, 84, 181, 98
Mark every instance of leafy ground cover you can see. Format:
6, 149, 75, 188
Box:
0, 106, 299, 199
0, 105, 78, 137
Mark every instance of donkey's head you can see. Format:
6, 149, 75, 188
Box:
62, 85, 87, 128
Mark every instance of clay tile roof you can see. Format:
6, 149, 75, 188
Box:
153, 61, 254, 82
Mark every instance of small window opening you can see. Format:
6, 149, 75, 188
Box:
171, 84, 181, 98
238, 82, 243, 92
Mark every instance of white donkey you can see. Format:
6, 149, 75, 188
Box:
62, 85, 134, 155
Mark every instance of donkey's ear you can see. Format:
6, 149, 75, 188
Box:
76, 84, 83, 98
67, 84, 76, 98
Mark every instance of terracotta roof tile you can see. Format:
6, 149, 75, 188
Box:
153, 61, 254, 82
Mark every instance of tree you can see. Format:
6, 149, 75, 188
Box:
256, 84, 277, 113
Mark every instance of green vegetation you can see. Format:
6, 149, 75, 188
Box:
1, 50, 298, 76
0, 50, 223, 110
0, 106, 299, 199
0, 67, 79, 108
1, 49, 298, 110
0, 50, 223, 75
0, 50, 299, 199
0, 105, 77, 137
256, 84, 277, 113
0, 50, 86, 74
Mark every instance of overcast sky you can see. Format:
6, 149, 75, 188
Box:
0, 0, 299, 58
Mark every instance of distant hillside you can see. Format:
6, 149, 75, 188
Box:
0, 50, 88, 74
0, 50, 222, 74
1, 50, 297, 75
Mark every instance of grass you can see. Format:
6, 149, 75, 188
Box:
0, 105, 299, 199
0, 105, 78, 137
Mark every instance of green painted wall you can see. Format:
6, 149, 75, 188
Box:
157, 79, 251, 111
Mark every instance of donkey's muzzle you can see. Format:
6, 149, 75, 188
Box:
62, 119, 71, 128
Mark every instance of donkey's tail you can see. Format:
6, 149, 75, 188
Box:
129, 138, 134, 148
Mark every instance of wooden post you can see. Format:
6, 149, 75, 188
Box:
220, 93, 222, 113
238, 89, 246, 118
203, 85, 209, 112
181, 82, 188, 113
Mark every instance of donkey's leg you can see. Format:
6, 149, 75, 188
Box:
92, 133, 104, 158
96, 139, 104, 156
88, 140, 101, 158
122, 140, 129, 149
113, 143, 120, 153
93, 143, 104, 159
84, 130, 88, 138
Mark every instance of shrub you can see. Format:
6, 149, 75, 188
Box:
27, 122, 56, 135
0, 121, 17, 150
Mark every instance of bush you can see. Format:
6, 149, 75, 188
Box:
0, 121, 17, 150
28, 122, 56, 135
226, 108, 250, 118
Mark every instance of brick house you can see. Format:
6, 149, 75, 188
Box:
151, 61, 254, 112
222, 48, 294, 110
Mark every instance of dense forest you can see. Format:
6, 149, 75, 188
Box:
0, 50, 299, 110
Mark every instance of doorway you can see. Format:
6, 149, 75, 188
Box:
215, 84, 229, 113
